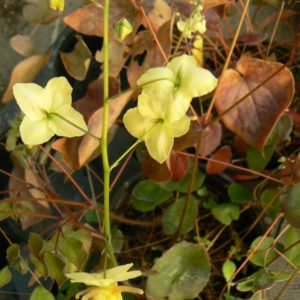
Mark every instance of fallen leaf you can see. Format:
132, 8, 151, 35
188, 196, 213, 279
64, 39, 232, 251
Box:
23, 0, 58, 24
174, 117, 222, 157
64, 0, 142, 38
51, 137, 82, 171
238, 32, 266, 46
206, 145, 232, 175
2, 52, 51, 103
60, 35, 92, 81
8, 155, 49, 229
10, 34, 37, 56
147, 0, 172, 31
78, 89, 134, 166
214, 56, 295, 150
127, 20, 173, 87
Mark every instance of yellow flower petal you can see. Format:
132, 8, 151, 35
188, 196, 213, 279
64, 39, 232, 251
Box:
167, 55, 218, 100
137, 67, 175, 98
48, 105, 87, 137
13, 83, 49, 120
171, 115, 191, 137
123, 108, 156, 138
49, 0, 64, 11
20, 116, 54, 145
106, 264, 142, 282
45, 77, 72, 110
145, 123, 174, 164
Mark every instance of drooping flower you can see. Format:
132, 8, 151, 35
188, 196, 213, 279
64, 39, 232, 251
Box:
49, 0, 65, 11
137, 55, 218, 104
123, 93, 191, 164
13, 77, 87, 146
177, 4, 206, 39
66, 263, 143, 300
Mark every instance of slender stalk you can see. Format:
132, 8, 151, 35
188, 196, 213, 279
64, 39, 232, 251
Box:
102, 0, 117, 268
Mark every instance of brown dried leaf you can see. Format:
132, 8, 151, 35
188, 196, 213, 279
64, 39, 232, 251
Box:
215, 57, 295, 150
78, 89, 134, 167
206, 145, 232, 175
23, 0, 58, 24
147, 0, 172, 31
174, 117, 222, 157
10, 34, 37, 56
9, 156, 49, 229
2, 52, 51, 103
238, 32, 266, 46
60, 35, 92, 81
203, 0, 234, 10
52, 137, 82, 171
127, 20, 173, 87
64, 0, 142, 38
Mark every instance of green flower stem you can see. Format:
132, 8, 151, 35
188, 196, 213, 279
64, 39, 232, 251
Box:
110, 138, 143, 171
102, 0, 117, 269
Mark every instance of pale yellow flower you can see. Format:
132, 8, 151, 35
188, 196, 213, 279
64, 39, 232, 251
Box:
13, 77, 87, 146
137, 55, 218, 104
123, 93, 190, 164
177, 4, 206, 39
66, 264, 143, 300
49, 0, 64, 11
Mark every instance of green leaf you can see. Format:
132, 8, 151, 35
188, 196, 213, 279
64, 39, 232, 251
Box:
283, 183, 300, 228
211, 203, 240, 225
0, 266, 12, 288
260, 188, 280, 220
131, 180, 172, 212
160, 167, 205, 193
162, 197, 198, 235
112, 228, 124, 254
146, 241, 210, 300
247, 144, 275, 172
44, 252, 65, 286
0, 202, 13, 221
249, 236, 283, 266
6, 243, 20, 266
58, 237, 86, 269
30, 256, 47, 277
228, 183, 252, 203
30, 286, 55, 300
28, 233, 44, 258
222, 259, 236, 283
283, 227, 300, 267
64, 228, 92, 254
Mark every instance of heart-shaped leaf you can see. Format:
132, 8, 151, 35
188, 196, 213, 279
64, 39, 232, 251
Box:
162, 197, 198, 235
206, 145, 232, 175
0, 267, 12, 288
215, 57, 294, 150
211, 203, 240, 225
283, 183, 300, 228
30, 286, 55, 300
146, 241, 210, 300
131, 180, 172, 212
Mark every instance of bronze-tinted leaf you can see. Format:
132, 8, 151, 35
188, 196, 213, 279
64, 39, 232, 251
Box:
2, 53, 50, 103
60, 35, 92, 81
170, 152, 189, 181
215, 57, 295, 150
10, 34, 37, 56
238, 32, 266, 46
206, 145, 232, 175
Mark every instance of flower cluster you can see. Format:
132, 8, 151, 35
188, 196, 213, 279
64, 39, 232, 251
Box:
177, 3, 206, 39
66, 263, 143, 300
123, 54, 218, 163
13, 77, 87, 146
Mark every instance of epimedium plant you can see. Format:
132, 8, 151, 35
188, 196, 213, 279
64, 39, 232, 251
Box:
0, 0, 299, 299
